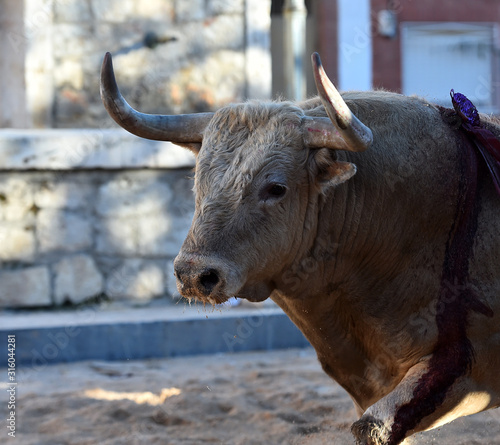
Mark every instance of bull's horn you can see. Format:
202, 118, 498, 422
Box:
306, 52, 373, 152
100, 52, 213, 144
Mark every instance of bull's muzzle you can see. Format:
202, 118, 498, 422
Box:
173, 253, 239, 304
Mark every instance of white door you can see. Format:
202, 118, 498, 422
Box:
402, 22, 498, 113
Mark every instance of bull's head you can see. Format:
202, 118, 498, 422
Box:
101, 53, 373, 305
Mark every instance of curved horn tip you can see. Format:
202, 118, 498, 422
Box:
311, 52, 322, 68
102, 52, 113, 73
101, 52, 114, 79
100, 52, 120, 100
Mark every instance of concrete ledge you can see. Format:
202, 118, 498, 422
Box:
0, 305, 310, 367
0, 129, 196, 170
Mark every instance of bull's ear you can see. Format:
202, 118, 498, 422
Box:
309, 148, 356, 191
321, 160, 356, 186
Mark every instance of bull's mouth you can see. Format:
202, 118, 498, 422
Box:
174, 252, 273, 306
177, 278, 273, 307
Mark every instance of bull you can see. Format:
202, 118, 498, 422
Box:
100, 51, 500, 444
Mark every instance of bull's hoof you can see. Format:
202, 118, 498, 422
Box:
351, 415, 390, 445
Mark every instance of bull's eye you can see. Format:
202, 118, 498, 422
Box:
259, 183, 287, 201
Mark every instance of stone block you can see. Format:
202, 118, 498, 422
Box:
169, 50, 246, 110
37, 209, 93, 253
52, 24, 95, 60
0, 266, 51, 308
134, 0, 175, 20
136, 213, 171, 256
0, 224, 36, 261
91, 0, 136, 22
95, 217, 137, 256
1, 201, 35, 222
205, 51, 246, 103
203, 15, 245, 51
106, 259, 164, 301
54, 1, 92, 22
0, 177, 34, 222
54, 88, 88, 125
53, 254, 104, 305
208, 0, 244, 15
53, 58, 84, 90
175, 0, 205, 22
0, 130, 196, 170
137, 212, 190, 257
34, 181, 94, 209
96, 178, 173, 218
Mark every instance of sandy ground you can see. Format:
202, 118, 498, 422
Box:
2, 348, 500, 445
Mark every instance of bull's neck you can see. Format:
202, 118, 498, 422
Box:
277, 151, 411, 305
271, 147, 456, 408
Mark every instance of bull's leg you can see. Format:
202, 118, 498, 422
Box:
350, 359, 487, 445
351, 361, 428, 444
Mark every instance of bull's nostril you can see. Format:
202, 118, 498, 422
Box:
174, 269, 184, 287
199, 268, 220, 294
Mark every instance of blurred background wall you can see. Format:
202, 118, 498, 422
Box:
0, 0, 499, 308
0, 0, 272, 308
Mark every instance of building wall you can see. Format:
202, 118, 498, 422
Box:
371, 0, 500, 92
1, 0, 271, 129
0, 168, 193, 308
0, 0, 272, 308
0, 130, 197, 308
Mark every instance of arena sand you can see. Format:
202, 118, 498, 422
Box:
2, 348, 500, 444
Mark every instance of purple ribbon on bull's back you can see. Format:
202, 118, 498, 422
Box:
450, 89, 500, 196
390, 90, 498, 445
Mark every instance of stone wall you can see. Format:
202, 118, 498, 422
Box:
52, 0, 247, 128
0, 130, 196, 308
0, 1, 272, 308
0, 169, 193, 307
1, 0, 271, 128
